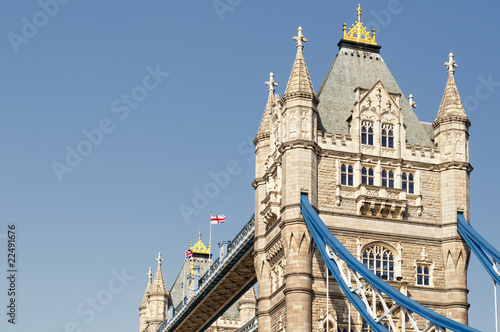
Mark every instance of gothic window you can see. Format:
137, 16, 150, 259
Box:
362, 167, 374, 186
416, 264, 430, 286
382, 169, 395, 188
341, 164, 354, 186
363, 245, 395, 281
402, 172, 415, 194
361, 121, 374, 145
381, 124, 394, 148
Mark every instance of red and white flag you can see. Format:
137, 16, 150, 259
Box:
211, 214, 226, 225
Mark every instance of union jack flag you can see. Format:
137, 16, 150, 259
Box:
185, 249, 193, 260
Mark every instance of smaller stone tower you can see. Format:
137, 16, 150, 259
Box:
238, 286, 257, 323
139, 253, 169, 332
433, 53, 471, 324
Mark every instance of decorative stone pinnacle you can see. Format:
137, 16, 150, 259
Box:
445, 52, 457, 74
155, 252, 163, 266
147, 267, 153, 283
293, 26, 307, 49
265, 72, 278, 93
409, 94, 417, 109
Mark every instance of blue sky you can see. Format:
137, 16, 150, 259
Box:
0, 1, 499, 331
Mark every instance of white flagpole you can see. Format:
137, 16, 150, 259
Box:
326, 263, 329, 332
495, 281, 498, 332
209, 212, 213, 263
183, 260, 187, 298
348, 268, 351, 332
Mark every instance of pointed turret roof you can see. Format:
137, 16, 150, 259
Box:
256, 73, 277, 139
435, 53, 469, 125
150, 252, 168, 296
140, 267, 153, 309
239, 286, 257, 305
283, 27, 316, 101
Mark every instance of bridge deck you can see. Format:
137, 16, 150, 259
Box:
159, 216, 256, 332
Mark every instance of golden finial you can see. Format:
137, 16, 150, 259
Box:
198, 229, 202, 241
343, 4, 377, 46
190, 262, 195, 276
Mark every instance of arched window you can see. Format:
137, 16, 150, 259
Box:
381, 124, 394, 148
402, 172, 415, 194
341, 164, 354, 186
362, 245, 395, 281
382, 169, 394, 188
361, 121, 374, 145
361, 167, 374, 186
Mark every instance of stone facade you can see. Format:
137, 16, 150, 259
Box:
253, 12, 471, 332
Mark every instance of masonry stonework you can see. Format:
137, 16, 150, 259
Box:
253, 11, 471, 332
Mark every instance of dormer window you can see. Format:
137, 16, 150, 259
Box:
361, 167, 374, 185
381, 124, 394, 148
382, 169, 395, 188
361, 121, 374, 145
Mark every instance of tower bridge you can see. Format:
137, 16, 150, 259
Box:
139, 5, 499, 332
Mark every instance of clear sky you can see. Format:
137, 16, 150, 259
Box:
0, 1, 499, 331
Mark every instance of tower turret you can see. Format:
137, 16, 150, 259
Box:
146, 253, 169, 332
280, 26, 318, 332
139, 267, 153, 332
433, 53, 472, 324
239, 286, 257, 324
433, 52, 470, 164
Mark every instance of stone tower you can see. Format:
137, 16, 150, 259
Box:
433, 52, 472, 322
139, 253, 169, 332
253, 6, 471, 332
139, 232, 258, 332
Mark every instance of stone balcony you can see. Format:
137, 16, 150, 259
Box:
337, 184, 422, 219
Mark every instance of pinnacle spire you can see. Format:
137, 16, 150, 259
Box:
150, 252, 168, 295
140, 267, 153, 309
435, 53, 468, 124
256, 73, 278, 141
283, 27, 316, 100
147, 267, 153, 284
265, 72, 278, 94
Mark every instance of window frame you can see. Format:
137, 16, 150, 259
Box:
341, 164, 354, 186
361, 166, 375, 186
361, 120, 374, 146
381, 169, 395, 188
362, 245, 395, 281
381, 123, 394, 148
402, 172, 415, 194
416, 263, 432, 286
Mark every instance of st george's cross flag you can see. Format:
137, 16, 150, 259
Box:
210, 214, 226, 225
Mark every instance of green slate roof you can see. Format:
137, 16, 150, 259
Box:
316, 43, 434, 148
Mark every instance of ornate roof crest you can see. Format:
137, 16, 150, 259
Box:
343, 4, 377, 46
190, 230, 210, 254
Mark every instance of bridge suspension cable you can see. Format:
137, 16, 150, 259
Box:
457, 212, 500, 332
301, 193, 480, 332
